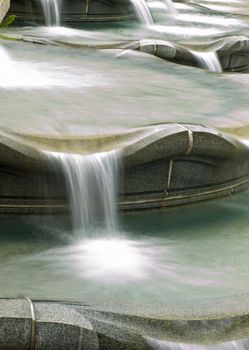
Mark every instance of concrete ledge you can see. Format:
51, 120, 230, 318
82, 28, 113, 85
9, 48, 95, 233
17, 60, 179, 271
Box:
0, 297, 249, 348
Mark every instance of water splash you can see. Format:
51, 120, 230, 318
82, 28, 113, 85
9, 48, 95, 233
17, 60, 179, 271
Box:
40, 0, 61, 26
147, 337, 249, 350
130, 0, 154, 25
191, 50, 222, 73
46, 151, 120, 238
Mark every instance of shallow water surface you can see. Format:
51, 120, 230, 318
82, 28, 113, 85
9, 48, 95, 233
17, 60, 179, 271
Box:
1, 39, 249, 136
1, 191, 249, 305
1, 0, 249, 136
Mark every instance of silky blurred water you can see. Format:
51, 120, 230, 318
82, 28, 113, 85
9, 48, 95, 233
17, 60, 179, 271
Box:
1, 39, 249, 136
1, 190, 249, 304
1, 0, 249, 320
0, 0, 249, 136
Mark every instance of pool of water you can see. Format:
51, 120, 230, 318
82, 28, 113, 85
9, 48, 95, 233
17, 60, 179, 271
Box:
1, 39, 249, 137
1, 0, 249, 136
1, 190, 249, 306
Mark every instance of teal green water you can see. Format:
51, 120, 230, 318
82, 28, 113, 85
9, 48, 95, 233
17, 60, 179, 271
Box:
1, 191, 249, 305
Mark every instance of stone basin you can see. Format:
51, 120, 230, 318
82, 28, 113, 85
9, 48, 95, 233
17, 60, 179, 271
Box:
0, 123, 249, 213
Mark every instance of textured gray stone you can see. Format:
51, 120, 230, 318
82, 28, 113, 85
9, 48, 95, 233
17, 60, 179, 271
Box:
0, 0, 9, 23
0, 298, 248, 348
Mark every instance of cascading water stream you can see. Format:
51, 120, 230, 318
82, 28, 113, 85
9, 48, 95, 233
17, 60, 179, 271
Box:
147, 337, 249, 350
130, 0, 154, 26
162, 0, 177, 15
191, 50, 222, 73
46, 150, 120, 238
40, 0, 61, 26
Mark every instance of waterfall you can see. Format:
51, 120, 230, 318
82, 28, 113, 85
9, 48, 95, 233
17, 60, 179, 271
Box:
130, 0, 154, 26
147, 337, 249, 350
40, 0, 61, 26
162, 0, 177, 15
46, 151, 120, 238
191, 50, 222, 73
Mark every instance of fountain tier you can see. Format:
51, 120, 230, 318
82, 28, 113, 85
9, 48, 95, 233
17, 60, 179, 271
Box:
0, 124, 249, 214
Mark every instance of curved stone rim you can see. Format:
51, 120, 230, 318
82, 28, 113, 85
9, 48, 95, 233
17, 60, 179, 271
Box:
0, 295, 249, 345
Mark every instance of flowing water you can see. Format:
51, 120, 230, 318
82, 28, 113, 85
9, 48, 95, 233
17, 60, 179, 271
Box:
190, 50, 223, 72
162, 0, 176, 15
0, 45, 103, 89
0, 40, 248, 134
147, 337, 249, 350
40, 0, 61, 26
130, 0, 154, 25
2, 191, 249, 302
1, 0, 249, 347
46, 151, 120, 237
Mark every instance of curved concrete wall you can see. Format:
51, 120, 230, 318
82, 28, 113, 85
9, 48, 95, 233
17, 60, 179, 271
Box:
0, 124, 248, 213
